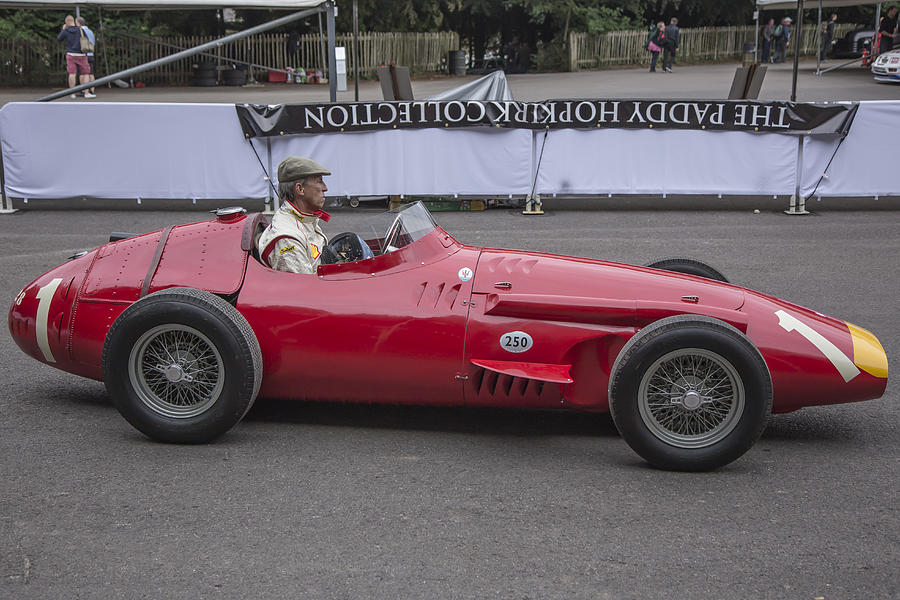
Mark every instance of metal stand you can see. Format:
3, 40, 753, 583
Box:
785, 194, 810, 215
264, 138, 275, 214
523, 130, 548, 216
0, 138, 16, 214
785, 136, 810, 215
522, 194, 544, 215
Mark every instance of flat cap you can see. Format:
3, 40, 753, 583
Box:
277, 156, 331, 183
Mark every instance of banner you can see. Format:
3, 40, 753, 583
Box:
236, 99, 858, 137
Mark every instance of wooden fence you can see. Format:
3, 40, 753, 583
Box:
569, 23, 859, 71
0, 31, 459, 86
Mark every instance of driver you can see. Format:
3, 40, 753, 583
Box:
257, 156, 331, 274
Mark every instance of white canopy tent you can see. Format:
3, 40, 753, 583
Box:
0, 0, 338, 101
755, 0, 887, 95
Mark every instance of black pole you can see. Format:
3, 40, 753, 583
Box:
791, 0, 804, 101
353, 0, 359, 101
99, 6, 111, 87
326, 1, 337, 102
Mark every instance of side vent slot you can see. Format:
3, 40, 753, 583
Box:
502, 374, 515, 397
518, 377, 529, 397
413, 282, 427, 306
472, 368, 486, 392
485, 370, 499, 396
446, 283, 462, 308
431, 282, 445, 309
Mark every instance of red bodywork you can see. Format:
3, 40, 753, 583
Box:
9, 212, 888, 414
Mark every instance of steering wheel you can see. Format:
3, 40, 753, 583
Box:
382, 213, 403, 254
320, 232, 374, 264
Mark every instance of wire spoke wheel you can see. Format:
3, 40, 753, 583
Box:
638, 348, 744, 449
610, 315, 771, 471
129, 324, 225, 419
104, 288, 261, 443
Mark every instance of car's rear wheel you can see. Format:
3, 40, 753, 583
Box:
609, 315, 771, 471
644, 257, 729, 283
102, 288, 262, 443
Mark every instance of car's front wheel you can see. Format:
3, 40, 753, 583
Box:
102, 287, 262, 443
609, 315, 771, 471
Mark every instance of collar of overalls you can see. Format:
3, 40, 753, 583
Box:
286, 199, 331, 222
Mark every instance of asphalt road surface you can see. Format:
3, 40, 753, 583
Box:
1, 206, 897, 599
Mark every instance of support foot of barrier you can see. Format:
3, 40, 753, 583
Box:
784, 194, 810, 216
522, 194, 544, 215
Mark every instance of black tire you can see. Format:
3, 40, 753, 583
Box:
102, 287, 262, 443
193, 75, 217, 87
222, 68, 246, 86
193, 64, 217, 87
644, 257, 729, 283
609, 315, 771, 471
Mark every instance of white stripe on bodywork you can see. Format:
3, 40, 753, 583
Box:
35, 278, 63, 363
775, 309, 860, 382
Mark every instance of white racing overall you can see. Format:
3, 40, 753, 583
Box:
257, 201, 329, 274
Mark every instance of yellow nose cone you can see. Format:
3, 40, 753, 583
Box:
846, 322, 889, 379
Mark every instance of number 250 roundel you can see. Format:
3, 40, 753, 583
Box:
500, 331, 533, 353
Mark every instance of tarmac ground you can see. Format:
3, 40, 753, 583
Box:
1, 206, 899, 600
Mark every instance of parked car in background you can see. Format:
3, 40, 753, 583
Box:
830, 27, 874, 58
872, 48, 900, 82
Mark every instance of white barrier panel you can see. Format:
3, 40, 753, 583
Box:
1, 100, 898, 202
535, 129, 809, 196
266, 127, 534, 197
0, 103, 266, 200
805, 101, 898, 198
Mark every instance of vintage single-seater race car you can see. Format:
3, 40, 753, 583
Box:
8, 202, 888, 471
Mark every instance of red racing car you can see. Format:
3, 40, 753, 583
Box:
8, 202, 888, 471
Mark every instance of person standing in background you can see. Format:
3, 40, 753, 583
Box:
761, 18, 775, 63
647, 21, 665, 73
76, 17, 97, 97
56, 15, 94, 98
821, 13, 837, 60
774, 17, 791, 63
662, 17, 680, 73
878, 6, 897, 54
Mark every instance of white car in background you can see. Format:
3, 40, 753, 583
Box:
872, 49, 900, 82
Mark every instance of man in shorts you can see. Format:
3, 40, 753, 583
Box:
56, 15, 95, 98
76, 17, 97, 97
